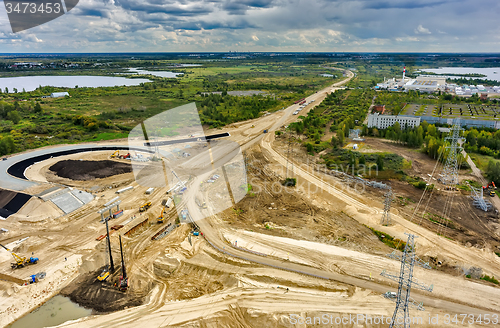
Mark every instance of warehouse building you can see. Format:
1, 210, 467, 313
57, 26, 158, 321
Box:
367, 113, 421, 129
50, 92, 69, 98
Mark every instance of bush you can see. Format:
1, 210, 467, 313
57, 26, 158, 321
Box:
481, 275, 499, 285
282, 178, 296, 187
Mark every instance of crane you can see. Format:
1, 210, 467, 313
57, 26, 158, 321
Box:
171, 170, 187, 194
0, 243, 38, 269
118, 235, 128, 292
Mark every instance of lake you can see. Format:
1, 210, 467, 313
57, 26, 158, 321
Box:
126, 68, 183, 78
0, 75, 151, 93
420, 67, 500, 82
8, 295, 91, 328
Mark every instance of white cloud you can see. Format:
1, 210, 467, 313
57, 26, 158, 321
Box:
251, 35, 259, 41
414, 24, 431, 34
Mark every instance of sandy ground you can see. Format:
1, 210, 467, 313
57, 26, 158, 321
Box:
5, 70, 499, 328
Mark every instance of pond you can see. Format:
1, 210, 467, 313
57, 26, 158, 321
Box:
0, 75, 151, 93
419, 67, 500, 82
126, 68, 183, 78
8, 295, 92, 328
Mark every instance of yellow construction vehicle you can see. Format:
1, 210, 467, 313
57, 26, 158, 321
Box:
157, 206, 167, 223
110, 150, 119, 158
0, 244, 38, 269
139, 202, 152, 212
97, 270, 110, 281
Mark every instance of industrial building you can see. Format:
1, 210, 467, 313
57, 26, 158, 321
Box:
367, 113, 421, 129
50, 92, 69, 98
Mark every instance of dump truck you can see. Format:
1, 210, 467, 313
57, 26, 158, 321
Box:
139, 202, 152, 212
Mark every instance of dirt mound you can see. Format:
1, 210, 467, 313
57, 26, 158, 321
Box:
49, 160, 132, 181
60, 267, 149, 313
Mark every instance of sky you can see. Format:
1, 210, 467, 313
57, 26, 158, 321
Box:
0, 0, 499, 53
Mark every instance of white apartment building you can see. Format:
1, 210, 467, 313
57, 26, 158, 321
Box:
367, 113, 421, 129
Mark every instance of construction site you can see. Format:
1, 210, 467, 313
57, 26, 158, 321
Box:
1, 72, 500, 328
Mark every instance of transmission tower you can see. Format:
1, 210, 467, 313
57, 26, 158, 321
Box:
469, 184, 491, 212
381, 234, 433, 328
381, 188, 393, 226
440, 118, 463, 186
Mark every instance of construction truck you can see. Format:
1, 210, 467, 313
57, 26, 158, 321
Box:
157, 206, 167, 223
118, 235, 128, 292
0, 244, 38, 269
110, 150, 119, 158
28, 272, 46, 284
97, 269, 110, 281
119, 153, 131, 159
139, 202, 152, 212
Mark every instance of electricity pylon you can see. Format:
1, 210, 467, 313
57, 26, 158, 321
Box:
440, 118, 463, 186
381, 234, 433, 328
381, 188, 393, 226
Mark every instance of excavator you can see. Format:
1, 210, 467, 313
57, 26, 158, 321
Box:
118, 235, 128, 292
483, 181, 497, 197
0, 244, 38, 269
110, 150, 119, 158
157, 206, 167, 224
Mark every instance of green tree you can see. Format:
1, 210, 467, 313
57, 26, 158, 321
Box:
359, 154, 366, 165
330, 136, 339, 148
7, 110, 21, 124
34, 102, 42, 113
486, 160, 500, 185
376, 154, 385, 170
337, 129, 345, 147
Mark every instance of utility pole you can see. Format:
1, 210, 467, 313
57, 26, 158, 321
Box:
441, 118, 463, 186
381, 233, 433, 328
381, 188, 393, 226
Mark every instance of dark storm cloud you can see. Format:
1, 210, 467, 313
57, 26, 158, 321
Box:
172, 19, 256, 30
1, 0, 499, 52
113, 0, 214, 16
363, 0, 450, 10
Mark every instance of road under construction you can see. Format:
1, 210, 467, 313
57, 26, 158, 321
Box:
1, 70, 500, 327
